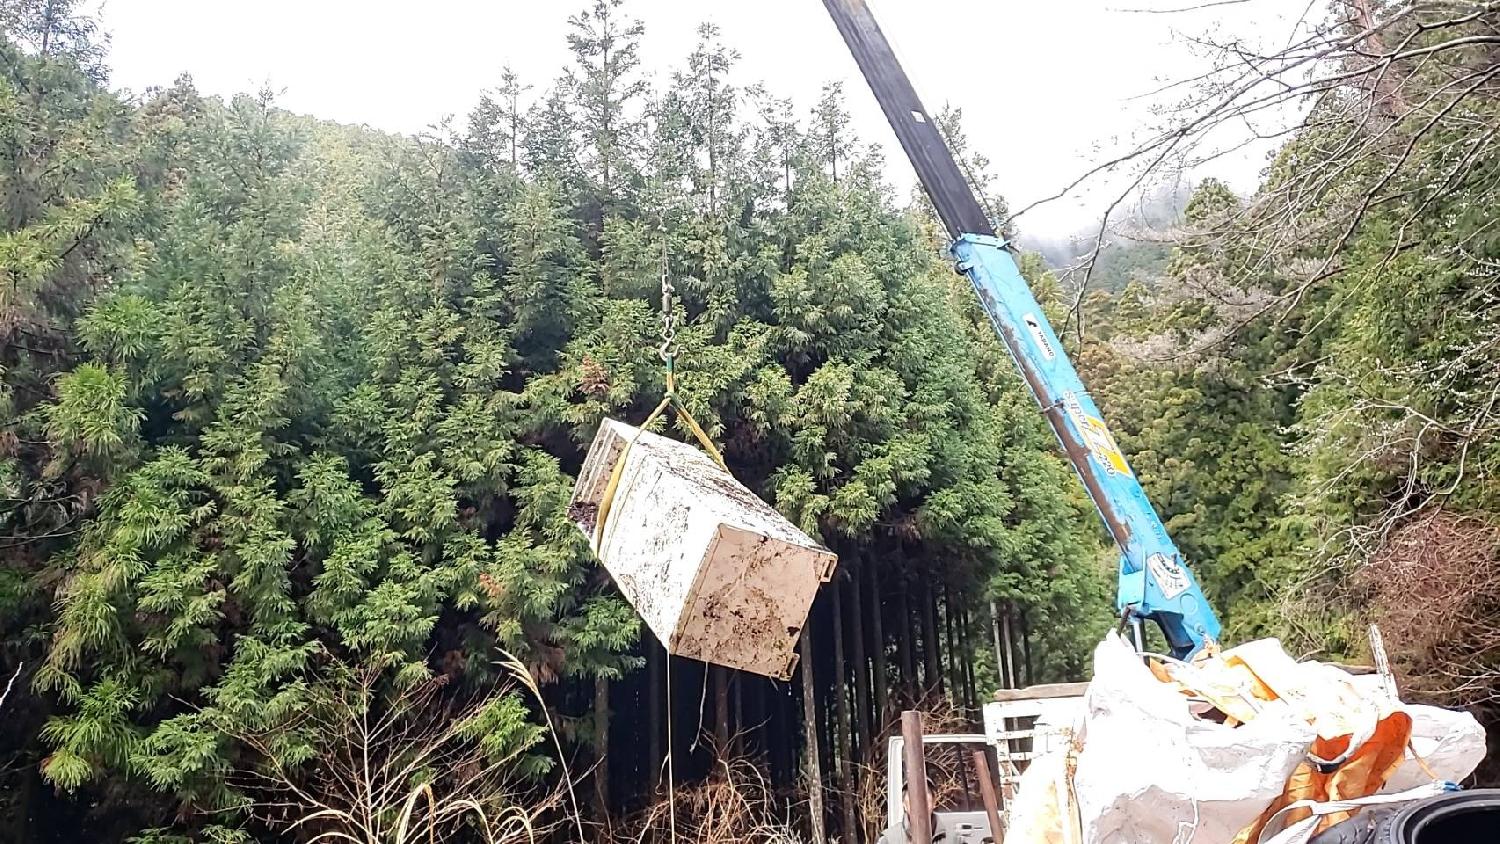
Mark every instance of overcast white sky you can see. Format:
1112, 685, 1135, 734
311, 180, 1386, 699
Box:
88, 0, 1317, 240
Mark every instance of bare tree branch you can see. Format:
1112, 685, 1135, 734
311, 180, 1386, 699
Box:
0, 662, 22, 712
1110, 0, 1254, 13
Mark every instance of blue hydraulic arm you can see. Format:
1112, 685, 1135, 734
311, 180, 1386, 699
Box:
819, 0, 1221, 657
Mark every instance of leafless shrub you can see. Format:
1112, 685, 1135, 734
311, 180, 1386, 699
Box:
1045, 1, 1500, 338
613, 743, 806, 844
1354, 509, 1500, 705
228, 654, 580, 844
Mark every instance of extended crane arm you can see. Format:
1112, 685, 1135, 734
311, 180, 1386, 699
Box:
819, 0, 1221, 658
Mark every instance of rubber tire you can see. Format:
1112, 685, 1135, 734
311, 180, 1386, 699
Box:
1306, 804, 1402, 844
1377, 789, 1500, 843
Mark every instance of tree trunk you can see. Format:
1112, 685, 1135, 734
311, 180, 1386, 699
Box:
769, 673, 786, 779
829, 122, 840, 184
1020, 609, 1034, 687
706, 59, 718, 216
509, 89, 519, 169
593, 676, 610, 815
943, 583, 962, 707
732, 673, 745, 757
991, 601, 1013, 691
849, 565, 871, 759
869, 558, 888, 728
601, 37, 613, 196
921, 579, 942, 696
800, 627, 828, 844
714, 665, 730, 751
896, 579, 916, 701
1342, 0, 1408, 118
960, 602, 977, 710
831, 580, 859, 840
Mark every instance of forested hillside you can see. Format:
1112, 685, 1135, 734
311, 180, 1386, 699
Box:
1071, 0, 1500, 780
6, 0, 1500, 841
1, 1, 1108, 840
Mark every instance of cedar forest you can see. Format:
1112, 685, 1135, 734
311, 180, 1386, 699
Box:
2, 0, 1498, 841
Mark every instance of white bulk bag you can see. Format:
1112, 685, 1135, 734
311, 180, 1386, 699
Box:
1257, 782, 1452, 844
1074, 634, 1317, 844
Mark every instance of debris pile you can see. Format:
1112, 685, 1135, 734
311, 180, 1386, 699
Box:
1006, 634, 1486, 844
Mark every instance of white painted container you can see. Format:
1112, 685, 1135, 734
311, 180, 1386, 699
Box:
570, 418, 837, 680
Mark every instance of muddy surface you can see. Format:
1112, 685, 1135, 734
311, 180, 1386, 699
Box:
567, 500, 599, 534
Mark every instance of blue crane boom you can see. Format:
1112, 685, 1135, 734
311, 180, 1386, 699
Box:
818, 0, 1221, 658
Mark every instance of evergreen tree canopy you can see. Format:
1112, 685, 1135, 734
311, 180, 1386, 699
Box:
1, 3, 1108, 839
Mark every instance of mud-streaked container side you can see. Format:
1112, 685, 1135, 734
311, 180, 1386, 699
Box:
673, 525, 837, 679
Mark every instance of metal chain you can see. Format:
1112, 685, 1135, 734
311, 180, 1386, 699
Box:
658, 237, 677, 365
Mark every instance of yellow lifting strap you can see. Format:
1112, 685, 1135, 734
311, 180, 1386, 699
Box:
592, 231, 728, 549
590, 364, 728, 550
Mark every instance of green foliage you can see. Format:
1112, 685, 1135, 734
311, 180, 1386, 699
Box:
1076, 41, 1500, 660
1084, 238, 1172, 294
3, 1, 1110, 836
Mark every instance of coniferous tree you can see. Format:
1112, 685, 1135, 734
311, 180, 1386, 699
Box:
565, 0, 647, 210
466, 65, 529, 175
2, 3, 1132, 837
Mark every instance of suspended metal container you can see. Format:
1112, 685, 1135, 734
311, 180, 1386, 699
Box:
570, 418, 837, 680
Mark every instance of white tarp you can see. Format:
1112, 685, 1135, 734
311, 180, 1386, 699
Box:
1073, 634, 1317, 843
1004, 634, 1488, 844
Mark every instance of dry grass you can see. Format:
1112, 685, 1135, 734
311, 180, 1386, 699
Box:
230, 653, 581, 844
853, 697, 977, 843
1351, 509, 1500, 787
612, 742, 806, 844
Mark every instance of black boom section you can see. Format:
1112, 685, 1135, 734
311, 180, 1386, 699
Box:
819, 0, 996, 239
